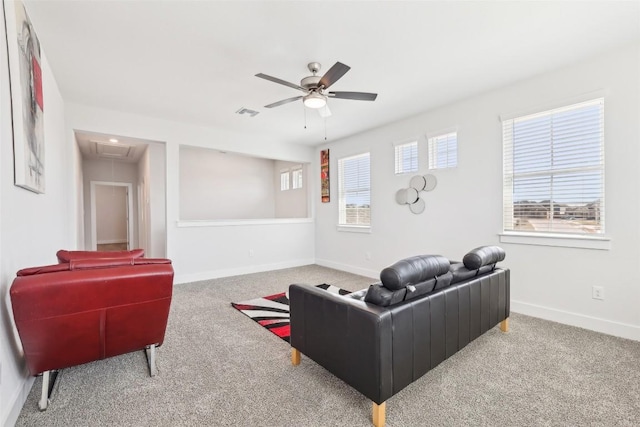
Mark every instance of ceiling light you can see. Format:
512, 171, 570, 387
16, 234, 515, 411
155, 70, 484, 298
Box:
303, 92, 327, 109
109, 138, 119, 143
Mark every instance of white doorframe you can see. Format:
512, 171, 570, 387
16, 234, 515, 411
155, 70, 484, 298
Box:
90, 181, 134, 250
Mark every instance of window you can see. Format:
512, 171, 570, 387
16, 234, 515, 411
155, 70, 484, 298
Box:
503, 98, 604, 236
428, 132, 457, 169
338, 153, 370, 227
394, 140, 418, 174
292, 168, 303, 189
280, 170, 290, 191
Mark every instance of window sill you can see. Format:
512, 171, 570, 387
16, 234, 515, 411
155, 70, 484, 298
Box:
177, 218, 313, 227
499, 232, 611, 250
337, 225, 371, 234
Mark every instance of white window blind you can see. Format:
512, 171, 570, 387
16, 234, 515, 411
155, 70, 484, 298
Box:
394, 141, 418, 174
428, 132, 457, 169
503, 98, 604, 235
280, 170, 290, 191
338, 153, 370, 226
292, 168, 303, 189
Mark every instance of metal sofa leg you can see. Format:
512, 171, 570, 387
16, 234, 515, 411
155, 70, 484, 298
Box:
372, 401, 386, 427
146, 344, 157, 377
38, 371, 50, 411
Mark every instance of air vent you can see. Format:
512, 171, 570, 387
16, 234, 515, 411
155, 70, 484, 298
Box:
92, 141, 135, 159
236, 107, 259, 117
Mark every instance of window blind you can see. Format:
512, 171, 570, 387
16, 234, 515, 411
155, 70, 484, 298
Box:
394, 141, 418, 174
338, 152, 370, 226
428, 132, 457, 169
503, 98, 604, 235
280, 171, 290, 191
292, 168, 303, 189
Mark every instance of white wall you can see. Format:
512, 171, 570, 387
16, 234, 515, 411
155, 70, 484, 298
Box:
274, 160, 308, 218
315, 43, 640, 341
82, 158, 138, 249
137, 146, 150, 255
179, 146, 276, 220
144, 141, 166, 258
0, 29, 71, 427
65, 103, 315, 283
73, 135, 84, 249
95, 184, 128, 243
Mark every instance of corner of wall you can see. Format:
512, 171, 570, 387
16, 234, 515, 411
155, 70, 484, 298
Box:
2, 376, 34, 427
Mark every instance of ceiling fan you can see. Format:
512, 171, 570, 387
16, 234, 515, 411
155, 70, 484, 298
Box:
255, 62, 377, 117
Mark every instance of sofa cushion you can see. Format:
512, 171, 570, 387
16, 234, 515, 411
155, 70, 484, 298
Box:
380, 255, 450, 291
364, 284, 406, 307
450, 263, 494, 284
364, 270, 455, 307
462, 246, 505, 270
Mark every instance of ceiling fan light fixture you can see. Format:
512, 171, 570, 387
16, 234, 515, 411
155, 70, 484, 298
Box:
303, 92, 327, 109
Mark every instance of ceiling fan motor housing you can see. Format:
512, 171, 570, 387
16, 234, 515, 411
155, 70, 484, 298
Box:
301, 75, 321, 91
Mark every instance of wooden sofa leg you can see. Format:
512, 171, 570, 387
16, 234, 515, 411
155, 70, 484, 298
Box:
500, 318, 509, 332
372, 401, 386, 427
291, 348, 301, 366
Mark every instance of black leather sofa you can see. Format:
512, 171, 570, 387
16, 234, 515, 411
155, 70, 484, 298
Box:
289, 246, 509, 427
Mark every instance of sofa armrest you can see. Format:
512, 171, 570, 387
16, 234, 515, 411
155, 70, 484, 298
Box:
289, 284, 393, 404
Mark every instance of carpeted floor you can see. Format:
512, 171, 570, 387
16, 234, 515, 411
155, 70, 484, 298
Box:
14, 265, 640, 426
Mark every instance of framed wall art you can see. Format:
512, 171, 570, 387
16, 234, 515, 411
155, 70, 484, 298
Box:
320, 149, 329, 203
4, 0, 45, 193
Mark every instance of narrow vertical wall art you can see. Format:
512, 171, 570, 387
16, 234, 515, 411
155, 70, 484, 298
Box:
4, 0, 45, 193
321, 149, 330, 203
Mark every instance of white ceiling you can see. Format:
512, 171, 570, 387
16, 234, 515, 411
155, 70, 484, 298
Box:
24, 1, 640, 147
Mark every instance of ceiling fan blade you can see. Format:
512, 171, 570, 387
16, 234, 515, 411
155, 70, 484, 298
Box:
264, 96, 303, 108
329, 91, 378, 101
255, 73, 306, 92
318, 62, 350, 89
317, 104, 332, 118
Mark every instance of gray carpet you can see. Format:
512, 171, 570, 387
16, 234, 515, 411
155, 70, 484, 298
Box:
15, 265, 640, 426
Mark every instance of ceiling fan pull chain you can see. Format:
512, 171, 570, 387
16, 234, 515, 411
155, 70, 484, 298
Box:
303, 105, 307, 129
324, 116, 327, 141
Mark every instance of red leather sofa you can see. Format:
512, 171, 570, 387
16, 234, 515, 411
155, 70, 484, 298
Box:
10, 250, 174, 410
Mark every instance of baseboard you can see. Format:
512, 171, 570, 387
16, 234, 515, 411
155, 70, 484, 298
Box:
2, 376, 34, 427
174, 258, 316, 284
511, 300, 640, 341
314, 258, 378, 279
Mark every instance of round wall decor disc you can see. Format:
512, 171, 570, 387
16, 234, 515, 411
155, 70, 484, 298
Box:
406, 187, 419, 204
423, 174, 437, 191
395, 188, 408, 204
409, 198, 426, 214
410, 175, 427, 191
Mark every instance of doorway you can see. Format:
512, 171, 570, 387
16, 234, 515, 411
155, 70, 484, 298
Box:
90, 181, 134, 251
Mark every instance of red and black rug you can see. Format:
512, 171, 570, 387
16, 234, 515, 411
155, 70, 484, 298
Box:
231, 284, 350, 343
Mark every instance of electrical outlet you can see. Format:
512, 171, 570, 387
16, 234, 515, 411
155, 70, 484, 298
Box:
592, 286, 604, 300
248, 249, 254, 257
365, 252, 372, 261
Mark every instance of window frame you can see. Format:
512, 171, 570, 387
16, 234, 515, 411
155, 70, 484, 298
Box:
337, 152, 371, 230
428, 131, 458, 170
501, 97, 607, 248
393, 139, 418, 175
291, 166, 303, 190
280, 170, 290, 191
